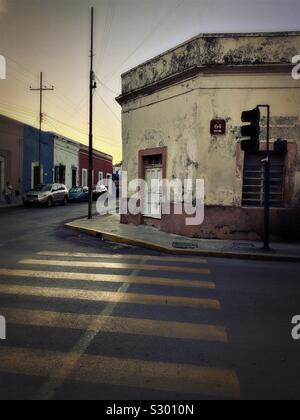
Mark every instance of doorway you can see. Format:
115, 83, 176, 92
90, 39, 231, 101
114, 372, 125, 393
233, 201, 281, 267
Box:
144, 155, 163, 220
72, 168, 77, 188
33, 165, 40, 188
55, 165, 66, 184
32, 163, 43, 189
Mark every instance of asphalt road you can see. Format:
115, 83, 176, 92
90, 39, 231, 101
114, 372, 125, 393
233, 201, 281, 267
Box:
0, 203, 299, 400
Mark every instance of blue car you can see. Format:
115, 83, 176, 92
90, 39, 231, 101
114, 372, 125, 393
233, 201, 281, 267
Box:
68, 186, 89, 203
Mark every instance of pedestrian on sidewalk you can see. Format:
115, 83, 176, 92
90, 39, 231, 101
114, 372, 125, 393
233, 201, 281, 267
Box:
3, 182, 13, 205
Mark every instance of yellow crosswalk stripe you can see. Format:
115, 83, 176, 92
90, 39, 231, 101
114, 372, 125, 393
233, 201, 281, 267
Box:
19, 259, 211, 275
0, 307, 228, 342
38, 251, 208, 265
0, 284, 221, 309
0, 347, 240, 398
0, 268, 215, 290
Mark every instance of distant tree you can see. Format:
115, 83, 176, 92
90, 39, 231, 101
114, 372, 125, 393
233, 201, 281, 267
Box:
114, 160, 123, 167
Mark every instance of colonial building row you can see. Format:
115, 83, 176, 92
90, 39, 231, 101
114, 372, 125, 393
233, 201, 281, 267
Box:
0, 114, 113, 202
117, 31, 300, 241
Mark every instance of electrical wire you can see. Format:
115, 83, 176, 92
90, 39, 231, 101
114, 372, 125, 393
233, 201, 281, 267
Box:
95, 74, 119, 96
44, 114, 121, 148
1, 51, 122, 153
104, 0, 185, 83
3, 53, 88, 121
94, 89, 121, 124
96, 0, 116, 74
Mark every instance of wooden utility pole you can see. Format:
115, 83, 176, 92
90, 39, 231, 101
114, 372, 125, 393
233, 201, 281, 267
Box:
88, 7, 97, 219
30, 72, 54, 185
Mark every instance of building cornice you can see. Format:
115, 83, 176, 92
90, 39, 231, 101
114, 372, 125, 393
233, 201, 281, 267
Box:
117, 64, 293, 106
117, 32, 300, 105
80, 144, 113, 162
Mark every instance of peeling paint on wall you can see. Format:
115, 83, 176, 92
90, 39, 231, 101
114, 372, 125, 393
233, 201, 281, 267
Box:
121, 33, 300, 95
119, 32, 300, 239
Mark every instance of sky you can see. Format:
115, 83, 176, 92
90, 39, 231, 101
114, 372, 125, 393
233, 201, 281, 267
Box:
0, 0, 299, 163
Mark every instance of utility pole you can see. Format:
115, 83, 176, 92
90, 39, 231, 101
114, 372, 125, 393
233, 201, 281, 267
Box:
88, 7, 97, 219
30, 72, 54, 185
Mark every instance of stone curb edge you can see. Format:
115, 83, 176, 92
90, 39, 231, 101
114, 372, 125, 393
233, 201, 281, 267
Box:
65, 222, 300, 263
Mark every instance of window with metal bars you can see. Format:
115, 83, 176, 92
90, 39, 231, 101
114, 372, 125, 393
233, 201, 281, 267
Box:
242, 153, 285, 208
54, 165, 66, 184
144, 155, 162, 167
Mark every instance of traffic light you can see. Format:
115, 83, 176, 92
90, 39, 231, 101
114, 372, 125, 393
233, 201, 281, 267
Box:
240, 107, 261, 152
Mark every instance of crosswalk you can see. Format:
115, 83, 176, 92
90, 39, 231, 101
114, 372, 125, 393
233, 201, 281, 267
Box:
0, 250, 240, 400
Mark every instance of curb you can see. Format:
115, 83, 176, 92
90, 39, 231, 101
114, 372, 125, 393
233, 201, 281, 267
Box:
0, 204, 23, 211
65, 222, 300, 263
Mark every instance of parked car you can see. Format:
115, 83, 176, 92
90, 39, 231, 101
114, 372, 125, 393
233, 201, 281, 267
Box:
23, 183, 69, 207
69, 186, 89, 203
93, 181, 108, 200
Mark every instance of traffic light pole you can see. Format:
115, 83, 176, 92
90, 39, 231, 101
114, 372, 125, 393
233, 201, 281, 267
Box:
258, 105, 271, 251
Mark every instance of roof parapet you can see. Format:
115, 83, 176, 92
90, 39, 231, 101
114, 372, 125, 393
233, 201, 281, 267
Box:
118, 32, 300, 102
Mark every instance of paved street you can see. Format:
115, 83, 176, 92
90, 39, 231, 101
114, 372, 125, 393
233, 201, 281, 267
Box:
0, 204, 299, 400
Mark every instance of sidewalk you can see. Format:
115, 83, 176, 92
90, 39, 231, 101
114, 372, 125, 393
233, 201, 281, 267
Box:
65, 214, 300, 262
0, 202, 22, 210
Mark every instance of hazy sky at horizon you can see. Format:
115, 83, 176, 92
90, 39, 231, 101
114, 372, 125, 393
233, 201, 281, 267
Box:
0, 0, 299, 162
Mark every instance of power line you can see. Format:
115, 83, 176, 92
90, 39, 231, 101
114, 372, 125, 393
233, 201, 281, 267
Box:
3, 53, 39, 84
0, 99, 35, 113
3, 52, 88, 121
95, 0, 116, 74
0, 107, 39, 125
1, 49, 122, 153
38, 116, 121, 154
44, 115, 121, 148
104, 0, 185, 83
5, 66, 81, 124
64, 94, 88, 125
0, 97, 115, 144
2, 47, 122, 142
0, 100, 37, 119
94, 89, 121, 123
95, 74, 119, 96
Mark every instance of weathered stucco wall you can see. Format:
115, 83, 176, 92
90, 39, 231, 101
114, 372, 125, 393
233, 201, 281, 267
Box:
121, 33, 300, 95
0, 115, 23, 200
119, 32, 300, 239
54, 136, 80, 190
122, 72, 300, 207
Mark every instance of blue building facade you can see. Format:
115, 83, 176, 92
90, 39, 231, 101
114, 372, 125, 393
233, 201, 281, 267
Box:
23, 125, 54, 192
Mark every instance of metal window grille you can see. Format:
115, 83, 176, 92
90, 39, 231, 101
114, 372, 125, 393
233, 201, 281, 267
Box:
242, 153, 285, 208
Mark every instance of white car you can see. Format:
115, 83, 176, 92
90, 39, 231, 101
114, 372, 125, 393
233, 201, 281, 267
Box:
93, 182, 108, 200
23, 183, 69, 207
